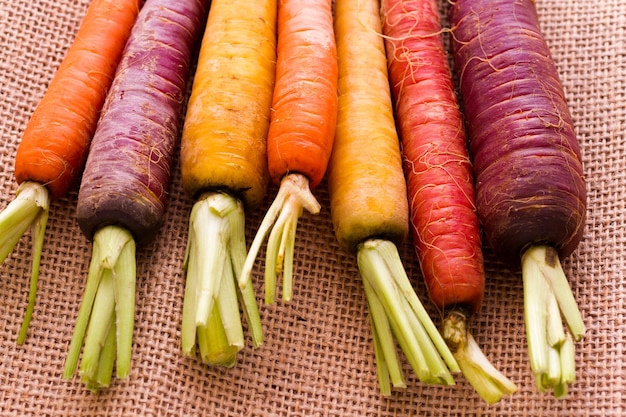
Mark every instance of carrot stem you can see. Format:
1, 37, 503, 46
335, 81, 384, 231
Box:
80, 269, 115, 387
522, 244, 585, 396
181, 192, 263, 365
443, 310, 517, 404
0, 182, 50, 344
62, 225, 136, 391
357, 239, 458, 388
91, 319, 117, 391
240, 173, 320, 303
363, 277, 406, 393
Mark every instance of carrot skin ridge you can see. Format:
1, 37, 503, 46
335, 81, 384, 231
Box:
266, 0, 338, 189
329, 0, 458, 392
15, 0, 141, 199
449, 0, 587, 397
449, 0, 586, 263
1, 0, 140, 345
64, 0, 210, 391
381, 0, 484, 315
179, 0, 277, 364
181, 0, 278, 208
76, 0, 208, 243
238, 0, 337, 302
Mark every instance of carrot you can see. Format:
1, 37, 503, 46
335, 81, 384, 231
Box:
62, 0, 209, 391
328, 0, 459, 394
449, 0, 587, 397
0, 0, 140, 345
381, 0, 516, 403
179, 0, 277, 366
239, 0, 338, 304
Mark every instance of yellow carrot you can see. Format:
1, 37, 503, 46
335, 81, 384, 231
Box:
179, 0, 277, 366
328, 0, 459, 394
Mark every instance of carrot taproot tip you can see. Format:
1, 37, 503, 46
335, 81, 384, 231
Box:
0, 181, 51, 344
239, 173, 320, 304
522, 245, 585, 397
62, 225, 136, 392
181, 192, 263, 366
357, 239, 460, 390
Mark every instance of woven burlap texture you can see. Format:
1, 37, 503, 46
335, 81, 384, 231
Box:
0, 0, 623, 416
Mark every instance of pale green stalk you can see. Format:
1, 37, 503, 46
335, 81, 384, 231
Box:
181, 192, 263, 366
443, 310, 517, 405
356, 238, 458, 393
239, 173, 320, 303
362, 277, 405, 394
0, 181, 51, 344
63, 225, 136, 392
522, 245, 585, 397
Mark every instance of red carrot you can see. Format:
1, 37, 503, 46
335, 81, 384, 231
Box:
62, 0, 209, 391
239, 0, 338, 304
381, 0, 516, 403
449, 0, 587, 397
0, 0, 140, 345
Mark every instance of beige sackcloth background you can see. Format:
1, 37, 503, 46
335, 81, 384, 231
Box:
0, 0, 623, 415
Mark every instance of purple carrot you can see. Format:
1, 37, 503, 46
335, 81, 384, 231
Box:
63, 0, 209, 392
449, 0, 587, 397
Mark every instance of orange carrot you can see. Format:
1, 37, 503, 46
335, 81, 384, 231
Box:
328, 0, 458, 394
179, 0, 277, 366
240, 0, 338, 304
0, 0, 140, 344
381, 0, 517, 403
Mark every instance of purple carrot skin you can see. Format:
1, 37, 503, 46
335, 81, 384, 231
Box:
381, 0, 516, 404
449, 0, 586, 397
63, 0, 209, 392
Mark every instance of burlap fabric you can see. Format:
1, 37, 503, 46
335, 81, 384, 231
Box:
0, 0, 623, 415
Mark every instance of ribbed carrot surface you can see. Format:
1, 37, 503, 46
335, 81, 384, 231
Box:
15, 0, 141, 199
181, 0, 277, 209
266, 0, 337, 189
381, 0, 484, 314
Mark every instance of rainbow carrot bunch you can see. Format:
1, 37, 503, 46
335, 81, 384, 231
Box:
381, 0, 517, 404
329, 0, 459, 394
62, 0, 209, 391
239, 0, 338, 304
449, 0, 587, 397
0, 0, 140, 344
179, 0, 277, 366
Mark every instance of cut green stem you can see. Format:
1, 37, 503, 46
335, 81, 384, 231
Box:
62, 225, 136, 392
181, 192, 263, 366
0, 181, 51, 344
443, 309, 517, 404
356, 238, 458, 393
522, 244, 585, 397
239, 173, 321, 303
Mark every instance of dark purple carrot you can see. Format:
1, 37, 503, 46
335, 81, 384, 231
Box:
449, 0, 587, 397
62, 0, 209, 391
